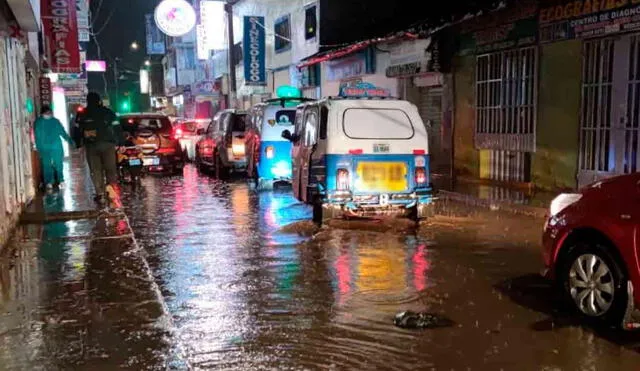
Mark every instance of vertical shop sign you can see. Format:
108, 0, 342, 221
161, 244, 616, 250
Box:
39, 77, 52, 107
243, 16, 266, 85
41, 0, 81, 73
145, 14, 166, 55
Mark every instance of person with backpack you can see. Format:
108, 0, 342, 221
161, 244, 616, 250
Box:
75, 92, 123, 207
33, 105, 75, 191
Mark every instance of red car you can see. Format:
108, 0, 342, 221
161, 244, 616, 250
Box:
543, 173, 640, 328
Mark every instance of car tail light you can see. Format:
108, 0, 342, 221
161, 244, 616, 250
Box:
174, 128, 183, 139
125, 148, 140, 156
415, 167, 427, 185
202, 146, 213, 155
156, 147, 176, 154
265, 146, 274, 159
337, 169, 350, 191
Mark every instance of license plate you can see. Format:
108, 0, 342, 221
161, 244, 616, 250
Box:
129, 159, 142, 166
356, 162, 407, 192
143, 157, 159, 166
373, 143, 390, 153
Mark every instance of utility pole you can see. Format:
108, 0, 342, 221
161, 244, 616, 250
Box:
114, 57, 120, 106
225, 1, 237, 108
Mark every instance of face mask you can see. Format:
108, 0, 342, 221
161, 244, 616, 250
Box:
43, 114, 52, 119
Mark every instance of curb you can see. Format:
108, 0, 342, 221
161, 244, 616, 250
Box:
20, 209, 100, 223
437, 190, 548, 219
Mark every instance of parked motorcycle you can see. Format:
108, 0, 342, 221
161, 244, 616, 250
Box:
117, 145, 144, 185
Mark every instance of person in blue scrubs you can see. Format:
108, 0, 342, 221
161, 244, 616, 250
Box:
34, 105, 74, 190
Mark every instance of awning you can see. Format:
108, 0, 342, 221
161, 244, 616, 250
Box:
7, 0, 39, 32
296, 32, 418, 70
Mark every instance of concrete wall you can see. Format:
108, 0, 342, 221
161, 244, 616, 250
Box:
452, 55, 479, 178
532, 40, 582, 190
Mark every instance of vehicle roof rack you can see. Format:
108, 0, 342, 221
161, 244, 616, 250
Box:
264, 97, 315, 107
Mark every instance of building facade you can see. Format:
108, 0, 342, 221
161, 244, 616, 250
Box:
0, 0, 40, 247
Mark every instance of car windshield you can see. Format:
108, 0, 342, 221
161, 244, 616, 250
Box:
121, 117, 172, 133
231, 114, 247, 132
342, 108, 414, 139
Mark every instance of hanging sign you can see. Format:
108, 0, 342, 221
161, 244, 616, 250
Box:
243, 16, 266, 85
154, 0, 197, 37
340, 82, 390, 98
146, 14, 166, 54
41, 0, 82, 73
39, 77, 52, 108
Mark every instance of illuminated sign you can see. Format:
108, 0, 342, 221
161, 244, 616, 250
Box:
85, 60, 106, 72
340, 82, 390, 98
154, 0, 196, 37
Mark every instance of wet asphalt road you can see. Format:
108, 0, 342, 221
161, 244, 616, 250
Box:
2, 164, 640, 370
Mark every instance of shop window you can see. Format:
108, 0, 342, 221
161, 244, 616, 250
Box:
274, 15, 291, 53
300, 64, 320, 87
305, 5, 317, 40
475, 47, 537, 146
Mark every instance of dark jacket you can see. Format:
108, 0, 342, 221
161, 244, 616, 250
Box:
75, 105, 123, 147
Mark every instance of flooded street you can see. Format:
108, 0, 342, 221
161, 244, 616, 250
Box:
1, 165, 640, 370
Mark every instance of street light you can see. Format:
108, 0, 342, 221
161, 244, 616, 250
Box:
130, 41, 139, 51
144, 60, 151, 67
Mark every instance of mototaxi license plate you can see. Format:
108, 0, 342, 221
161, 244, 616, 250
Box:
143, 157, 159, 166
129, 159, 142, 166
356, 162, 407, 192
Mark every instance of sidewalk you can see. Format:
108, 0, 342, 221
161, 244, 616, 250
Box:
433, 175, 557, 218
0, 154, 184, 369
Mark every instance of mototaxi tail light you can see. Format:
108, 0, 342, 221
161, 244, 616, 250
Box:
415, 167, 427, 185
265, 145, 274, 159
337, 169, 350, 191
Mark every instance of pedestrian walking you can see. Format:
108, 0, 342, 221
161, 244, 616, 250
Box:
33, 105, 74, 191
75, 92, 123, 207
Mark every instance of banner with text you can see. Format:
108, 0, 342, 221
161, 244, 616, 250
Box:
243, 16, 266, 85
457, 1, 538, 55
540, 0, 640, 43
41, 0, 81, 73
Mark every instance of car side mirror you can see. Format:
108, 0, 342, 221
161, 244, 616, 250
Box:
282, 129, 293, 141
196, 128, 205, 135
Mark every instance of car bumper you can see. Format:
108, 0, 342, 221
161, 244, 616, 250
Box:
324, 190, 434, 217
142, 154, 184, 172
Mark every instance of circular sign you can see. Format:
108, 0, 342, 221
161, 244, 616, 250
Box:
154, 0, 196, 37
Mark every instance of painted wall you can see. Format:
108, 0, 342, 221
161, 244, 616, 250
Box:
532, 40, 582, 190
452, 55, 479, 178
233, 0, 320, 97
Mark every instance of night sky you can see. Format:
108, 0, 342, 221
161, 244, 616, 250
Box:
87, 0, 155, 98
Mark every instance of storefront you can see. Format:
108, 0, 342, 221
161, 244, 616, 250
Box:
386, 37, 453, 176
0, 35, 34, 245
452, 1, 539, 185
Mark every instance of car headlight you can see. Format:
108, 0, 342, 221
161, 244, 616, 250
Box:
550, 193, 582, 217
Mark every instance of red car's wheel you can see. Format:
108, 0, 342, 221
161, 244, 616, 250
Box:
559, 241, 628, 326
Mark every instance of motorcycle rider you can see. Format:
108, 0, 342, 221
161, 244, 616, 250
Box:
75, 92, 123, 207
